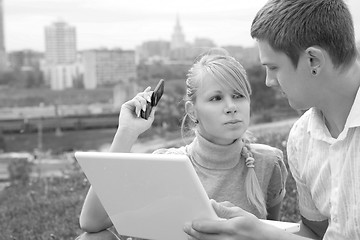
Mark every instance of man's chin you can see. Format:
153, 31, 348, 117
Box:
288, 101, 309, 111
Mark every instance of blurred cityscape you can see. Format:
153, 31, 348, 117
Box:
0, 2, 270, 181
0, 0, 359, 154
0, 1, 262, 117
0, 0, 266, 132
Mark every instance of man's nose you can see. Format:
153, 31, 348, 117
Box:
265, 75, 278, 87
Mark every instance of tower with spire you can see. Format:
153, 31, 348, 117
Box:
171, 15, 186, 50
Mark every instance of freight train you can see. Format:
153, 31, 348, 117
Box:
0, 113, 119, 134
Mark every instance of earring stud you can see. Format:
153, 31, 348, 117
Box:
312, 69, 317, 75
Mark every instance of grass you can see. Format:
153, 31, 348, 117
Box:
3, 128, 118, 153
0, 127, 300, 239
0, 171, 89, 240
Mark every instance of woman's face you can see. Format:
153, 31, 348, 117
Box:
189, 76, 250, 145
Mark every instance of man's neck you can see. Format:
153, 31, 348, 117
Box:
319, 61, 360, 138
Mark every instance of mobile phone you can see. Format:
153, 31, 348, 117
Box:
140, 79, 165, 120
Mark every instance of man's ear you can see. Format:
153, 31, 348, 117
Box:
305, 46, 325, 75
185, 101, 197, 122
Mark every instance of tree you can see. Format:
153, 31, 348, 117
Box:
246, 64, 278, 112
0, 71, 19, 85
0, 128, 6, 152
24, 70, 44, 88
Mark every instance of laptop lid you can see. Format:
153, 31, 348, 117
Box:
74, 151, 218, 240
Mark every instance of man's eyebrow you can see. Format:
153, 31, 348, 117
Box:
261, 62, 276, 67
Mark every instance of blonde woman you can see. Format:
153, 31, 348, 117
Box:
77, 49, 288, 240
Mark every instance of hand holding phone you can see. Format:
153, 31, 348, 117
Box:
140, 79, 165, 120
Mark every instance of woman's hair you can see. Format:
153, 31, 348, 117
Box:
241, 143, 267, 217
181, 48, 267, 216
251, 0, 357, 69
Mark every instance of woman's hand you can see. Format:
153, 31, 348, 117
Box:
118, 87, 157, 136
109, 87, 158, 153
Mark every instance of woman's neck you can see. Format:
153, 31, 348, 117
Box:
188, 131, 244, 170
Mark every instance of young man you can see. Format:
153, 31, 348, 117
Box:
183, 0, 360, 239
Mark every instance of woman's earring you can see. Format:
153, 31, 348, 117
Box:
312, 69, 317, 76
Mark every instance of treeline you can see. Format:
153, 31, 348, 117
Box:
0, 69, 44, 88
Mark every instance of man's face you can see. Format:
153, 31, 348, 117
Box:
257, 40, 313, 111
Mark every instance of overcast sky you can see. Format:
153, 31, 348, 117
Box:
4, 0, 360, 52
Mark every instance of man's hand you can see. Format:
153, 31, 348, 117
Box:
183, 200, 269, 240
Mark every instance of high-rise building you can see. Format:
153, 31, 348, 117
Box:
44, 21, 79, 90
45, 21, 77, 64
137, 40, 170, 63
0, 0, 7, 72
82, 49, 136, 89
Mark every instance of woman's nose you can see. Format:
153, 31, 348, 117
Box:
224, 99, 237, 114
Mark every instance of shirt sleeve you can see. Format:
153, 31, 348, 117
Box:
266, 148, 288, 207
287, 120, 327, 221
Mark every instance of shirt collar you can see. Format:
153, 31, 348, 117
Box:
307, 108, 334, 143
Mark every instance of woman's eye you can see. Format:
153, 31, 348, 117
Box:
233, 93, 244, 99
210, 96, 222, 101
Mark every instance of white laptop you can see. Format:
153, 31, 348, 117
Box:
74, 152, 299, 240
75, 151, 218, 240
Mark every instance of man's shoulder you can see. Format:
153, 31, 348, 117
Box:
287, 109, 317, 170
294, 108, 313, 126
289, 108, 314, 137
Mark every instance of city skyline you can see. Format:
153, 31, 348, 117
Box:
4, 0, 360, 52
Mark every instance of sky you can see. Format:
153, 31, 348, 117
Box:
4, 0, 360, 52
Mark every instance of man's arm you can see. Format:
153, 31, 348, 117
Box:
183, 202, 323, 240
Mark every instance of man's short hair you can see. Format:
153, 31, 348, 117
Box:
251, 0, 357, 68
